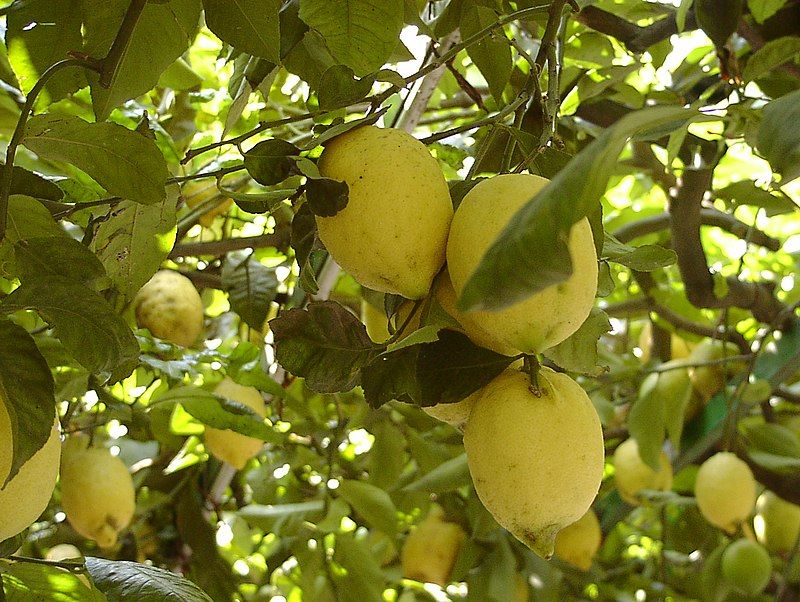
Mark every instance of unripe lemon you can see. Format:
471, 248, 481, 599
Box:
446, 174, 598, 354
463, 367, 604, 558
401, 506, 466, 586
434, 272, 519, 356
688, 339, 744, 401
613, 438, 673, 505
182, 180, 233, 228
316, 125, 453, 299
133, 270, 204, 347
60, 437, 136, 548
554, 508, 602, 571
205, 377, 266, 470
0, 401, 60, 542
721, 539, 772, 595
694, 452, 756, 533
754, 490, 800, 554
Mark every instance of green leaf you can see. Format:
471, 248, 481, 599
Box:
628, 372, 667, 472
742, 422, 800, 457
460, 5, 512, 102
0, 195, 67, 279
6, 0, 85, 104
0, 318, 55, 486
360, 344, 419, 408
23, 115, 170, 206
85, 556, 213, 602
202, 0, 281, 61
415, 330, 516, 406
238, 500, 326, 528
747, 0, 788, 23
743, 36, 800, 82
298, 0, 404, 77
367, 421, 407, 490
305, 177, 349, 217
336, 479, 398, 535
715, 179, 796, 216
603, 233, 678, 271
155, 386, 278, 442
8, 166, 64, 202
222, 256, 278, 331
88, 196, 178, 301
543, 308, 611, 375
82, 0, 202, 121
242, 139, 300, 186
0, 277, 139, 381
280, 29, 336, 87
0, 559, 106, 601
302, 107, 389, 150
316, 65, 374, 110
459, 106, 698, 312
331, 533, 386, 602
757, 88, 800, 182
271, 301, 381, 393
15, 237, 108, 290
402, 453, 472, 493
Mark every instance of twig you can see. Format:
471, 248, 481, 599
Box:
419, 95, 528, 144
169, 232, 290, 258
99, 0, 147, 88
575, 6, 697, 54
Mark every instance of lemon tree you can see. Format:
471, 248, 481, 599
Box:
0, 1, 799, 601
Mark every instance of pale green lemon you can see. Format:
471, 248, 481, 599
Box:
754, 490, 800, 554
464, 367, 604, 558
133, 270, 204, 347
446, 174, 597, 353
554, 508, 602, 571
205, 377, 267, 469
316, 126, 453, 299
695, 452, 756, 533
613, 438, 673, 505
60, 437, 136, 548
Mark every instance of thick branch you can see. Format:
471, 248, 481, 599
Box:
575, 6, 696, 54
669, 169, 789, 327
613, 207, 781, 251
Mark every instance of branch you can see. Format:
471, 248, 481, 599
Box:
169, 232, 290, 259
575, 6, 697, 54
669, 169, 790, 327
613, 207, 781, 251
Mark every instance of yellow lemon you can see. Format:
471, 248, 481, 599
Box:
554, 508, 602, 571
316, 126, 453, 299
688, 339, 745, 401
0, 401, 60, 542
60, 437, 136, 548
694, 452, 756, 533
463, 367, 604, 558
133, 270, 204, 347
613, 438, 673, 505
360, 297, 419, 343
205, 377, 267, 470
446, 174, 597, 354
401, 506, 466, 586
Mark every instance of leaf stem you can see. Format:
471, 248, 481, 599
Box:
99, 0, 148, 89
0, 57, 99, 241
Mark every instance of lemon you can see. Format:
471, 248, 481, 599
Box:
694, 452, 756, 533
45, 543, 82, 561
434, 272, 519, 355
613, 438, 673, 505
463, 367, 604, 558
0, 401, 60, 542
316, 125, 453, 299
554, 508, 602, 571
60, 437, 136, 548
688, 339, 744, 401
204, 377, 267, 469
360, 297, 419, 343
754, 490, 800, 554
401, 506, 466, 586
446, 174, 598, 354
182, 179, 233, 228
133, 270, 204, 347
721, 539, 772, 595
